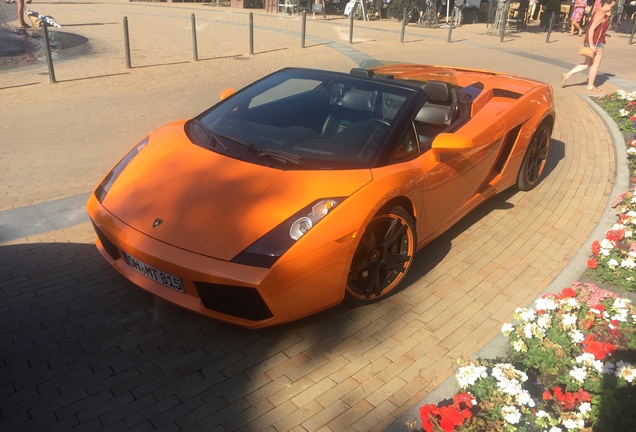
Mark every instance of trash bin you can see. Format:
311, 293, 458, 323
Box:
462, 7, 478, 23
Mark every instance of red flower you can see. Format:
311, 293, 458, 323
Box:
591, 240, 601, 256
592, 304, 605, 314
439, 406, 464, 430
587, 258, 598, 269
559, 288, 577, 298
542, 390, 552, 400
420, 404, 437, 432
584, 320, 595, 330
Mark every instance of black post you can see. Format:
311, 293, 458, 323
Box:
249, 12, 254, 55
630, 18, 636, 45
301, 11, 306, 48
349, 10, 354, 44
191, 14, 198, 61
546, 12, 556, 43
42, 24, 57, 83
447, 8, 455, 42
123, 16, 131, 69
400, 8, 407, 43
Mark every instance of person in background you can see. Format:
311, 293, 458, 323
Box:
313, 0, 328, 19
561, 0, 617, 91
5, 0, 32, 28
453, 0, 465, 26
570, 0, 587, 35
528, 0, 538, 20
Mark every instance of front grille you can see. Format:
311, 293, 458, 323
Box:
194, 282, 274, 321
91, 221, 120, 261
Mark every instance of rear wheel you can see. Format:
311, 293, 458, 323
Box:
517, 121, 551, 191
346, 206, 416, 304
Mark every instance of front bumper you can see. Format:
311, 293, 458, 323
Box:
86, 193, 355, 328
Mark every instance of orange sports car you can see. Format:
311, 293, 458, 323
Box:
87, 64, 555, 328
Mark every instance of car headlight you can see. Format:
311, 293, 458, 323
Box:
232, 198, 344, 268
95, 137, 149, 203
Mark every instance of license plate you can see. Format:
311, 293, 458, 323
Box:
122, 251, 184, 293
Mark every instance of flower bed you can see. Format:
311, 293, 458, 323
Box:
418, 284, 636, 432
416, 91, 636, 432
586, 91, 636, 291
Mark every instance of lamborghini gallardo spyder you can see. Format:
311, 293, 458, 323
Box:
87, 65, 555, 328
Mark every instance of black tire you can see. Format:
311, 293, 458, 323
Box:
345, 206, 416, 304
516, 121, 551, 191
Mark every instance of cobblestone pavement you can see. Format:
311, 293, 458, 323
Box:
1, 1, 635, 431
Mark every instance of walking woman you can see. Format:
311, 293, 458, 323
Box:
569, 0, 587, 36
561, 0, 616, 92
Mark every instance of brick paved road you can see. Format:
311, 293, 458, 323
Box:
1, 1, 635, 431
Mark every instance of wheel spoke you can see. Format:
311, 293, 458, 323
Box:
346, 209, 415, 301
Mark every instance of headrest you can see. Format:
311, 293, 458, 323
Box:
423, 81, 452, 105
415, 104, 452, 125
341, 90, 374, 112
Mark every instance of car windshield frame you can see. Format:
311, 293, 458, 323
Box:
188, 68, 422, 170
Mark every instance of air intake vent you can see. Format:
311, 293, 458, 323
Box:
91, 222, 120, 261
493, 89, 522, 99
195, 282, 274, 321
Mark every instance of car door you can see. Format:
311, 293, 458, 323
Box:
416, 120, 507, 245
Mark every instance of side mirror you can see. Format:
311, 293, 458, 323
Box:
218, 88, 236, 101
431, 133, 473, 152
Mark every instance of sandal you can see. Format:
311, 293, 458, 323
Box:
561, 73, 567, 88
586, 86, 603, 92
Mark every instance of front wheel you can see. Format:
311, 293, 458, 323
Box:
516, 121, 551, 191
345, 206, 416, 304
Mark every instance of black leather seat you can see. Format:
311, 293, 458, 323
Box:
415, 81, 458, 146
321, 90, 375, 137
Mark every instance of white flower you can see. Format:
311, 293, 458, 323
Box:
524, 323, 533, 339
570, 329, 585, 343
537, 315, 551, 329
619, 108, 631, 117
536, 410, 550, 418
536, 297, 558, 311
501, 323, 514, 335
608, 258, 619, 268
513, 340, 526, 352
456, 364, 488, 387
501, 405, 521, 424
621, 258, 636, 269
579, 402, 591, 416
516, 308, 536, 322
562, 413, 585, 429
616, 361, 636, 383
548, 427, 563, 432
562, 313, 577, 327
570, 366, 588, 383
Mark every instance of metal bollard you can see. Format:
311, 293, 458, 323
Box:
546, 12, 556, 43
400, 8, 406, 43
349, 11, 354, 44
447, 9, 455, 42
249, 12, 254, 55
123, 16, 131, 69
42, 23, 57, 83
191, 14, 198, 61
301, 11, 306, 48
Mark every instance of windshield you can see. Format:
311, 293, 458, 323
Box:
189, 69, 418, 170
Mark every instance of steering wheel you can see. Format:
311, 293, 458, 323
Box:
370, 118, 390, 127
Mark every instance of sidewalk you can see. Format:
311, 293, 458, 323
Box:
1, 2, 635, 431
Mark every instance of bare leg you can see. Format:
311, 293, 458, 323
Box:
17, 0, 28, 27
563, 55, 593, 85
587, 47, 604, 89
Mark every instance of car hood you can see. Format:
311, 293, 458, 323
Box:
102, 122, 373, 261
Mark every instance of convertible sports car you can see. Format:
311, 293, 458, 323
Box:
87, 64, 555, 328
